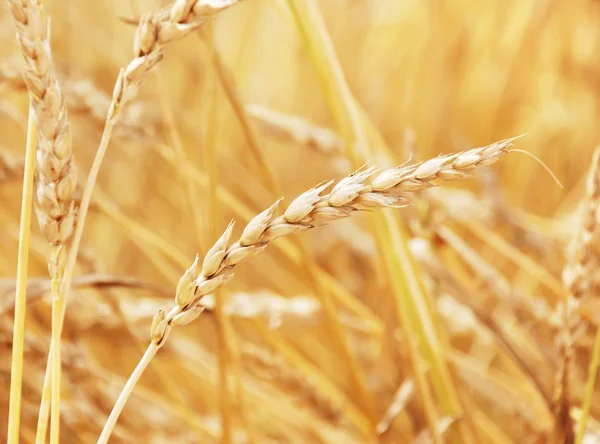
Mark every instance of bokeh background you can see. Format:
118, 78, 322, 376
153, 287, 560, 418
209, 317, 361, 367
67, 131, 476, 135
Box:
1, 0, 600, 442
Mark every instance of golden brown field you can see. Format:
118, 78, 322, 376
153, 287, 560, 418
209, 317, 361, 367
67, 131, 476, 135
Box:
1, 0, 600, 443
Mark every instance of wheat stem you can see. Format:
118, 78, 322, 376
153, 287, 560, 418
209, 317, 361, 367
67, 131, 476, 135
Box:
34, 367, 51, 443
7, 105, 37, 444
49, 276, 61, 444
97, 343, 158, 444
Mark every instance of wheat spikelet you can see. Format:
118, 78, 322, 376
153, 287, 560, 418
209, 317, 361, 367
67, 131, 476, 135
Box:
109, 0, 243, 122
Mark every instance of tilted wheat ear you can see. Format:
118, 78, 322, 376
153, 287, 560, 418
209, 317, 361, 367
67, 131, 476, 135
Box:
154, 137, 518, 343
97, 136, 519, 442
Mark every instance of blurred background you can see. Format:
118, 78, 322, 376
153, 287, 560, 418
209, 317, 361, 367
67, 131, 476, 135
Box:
1, 0, 600, 442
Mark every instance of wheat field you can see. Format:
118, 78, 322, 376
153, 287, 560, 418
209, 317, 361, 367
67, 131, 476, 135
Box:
1, 0, 600, 443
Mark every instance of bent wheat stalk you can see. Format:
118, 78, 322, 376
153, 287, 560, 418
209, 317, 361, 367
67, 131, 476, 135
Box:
7, 1, 77, 443
98, 137, 519, 442
6, 106, 36, 444
33, 1, 246, 440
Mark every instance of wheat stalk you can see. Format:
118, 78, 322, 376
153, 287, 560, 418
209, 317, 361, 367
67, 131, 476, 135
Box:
96, 137, 518, 442
6, 105, 37, 444
7, 1, 77, 442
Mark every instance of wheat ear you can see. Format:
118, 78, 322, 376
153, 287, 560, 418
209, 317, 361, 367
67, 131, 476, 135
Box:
570, 148, 600, 443
97, 137, 518, 442
31, 1, 246, 440
7, 2, 77, 443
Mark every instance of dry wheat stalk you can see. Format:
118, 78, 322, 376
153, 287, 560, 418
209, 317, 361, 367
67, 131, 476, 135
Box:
97, 137, 518, 442
246, 104, 344, 155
